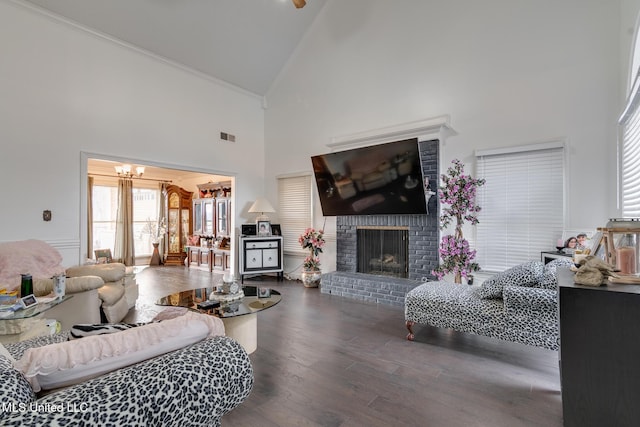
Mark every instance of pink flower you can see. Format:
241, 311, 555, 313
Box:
299, 228, 326, 270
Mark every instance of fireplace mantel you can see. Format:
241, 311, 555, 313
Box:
328, 115, 456, 152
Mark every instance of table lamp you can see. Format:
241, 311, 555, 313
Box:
248, 197, 275, 222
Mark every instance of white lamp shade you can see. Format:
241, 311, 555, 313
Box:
248, 197, 275, 214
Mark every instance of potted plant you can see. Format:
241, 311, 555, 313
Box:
431, 159, 485, 284
298, 227, 325, 287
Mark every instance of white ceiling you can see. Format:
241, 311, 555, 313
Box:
22, 0, 328, 96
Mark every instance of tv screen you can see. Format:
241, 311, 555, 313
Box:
311, 138, 428, 216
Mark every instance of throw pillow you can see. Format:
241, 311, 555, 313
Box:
0, 355, 35, 421
536, 257, 577, 290
543, 257, 576, 275
68, 322, 147, 340
14, 311, 225, 392
479, 261, 545, 299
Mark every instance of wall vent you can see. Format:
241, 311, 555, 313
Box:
220, 132, 236, 142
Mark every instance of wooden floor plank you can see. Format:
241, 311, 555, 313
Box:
128, 267, 563, 427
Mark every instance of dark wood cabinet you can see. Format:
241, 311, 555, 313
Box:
558, 268, 640, 427
216, 197, 231, 237
192, 197, 230, 238
164, 185, 193, 265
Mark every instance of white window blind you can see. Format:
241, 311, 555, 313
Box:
277, 174, 312, 254
475, 145, 565, 272
620, 73, 640, 217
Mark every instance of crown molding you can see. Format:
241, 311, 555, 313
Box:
328, 115, 457, 152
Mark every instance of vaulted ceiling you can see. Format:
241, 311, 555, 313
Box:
23, 0, 328, 96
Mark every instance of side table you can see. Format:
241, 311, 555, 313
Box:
239, 236, 284, 283
0, 295, 72, 344
540, 251, 572, 264
558, 268, 640, 426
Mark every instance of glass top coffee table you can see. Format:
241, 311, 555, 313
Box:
0, 295, 73, 344
0, 295, 73, 320
156, 286, 280, 354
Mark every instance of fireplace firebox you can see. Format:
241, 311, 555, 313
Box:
357, 227, 409, 278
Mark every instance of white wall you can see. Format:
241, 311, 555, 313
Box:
3, 0, 638, 273
0, 0, 266, 266
265, 0, 627, 274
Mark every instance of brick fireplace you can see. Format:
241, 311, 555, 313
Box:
321, 139, 440, 306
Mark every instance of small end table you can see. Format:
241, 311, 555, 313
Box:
540, 251, 572, 264
0, 295, 72, 344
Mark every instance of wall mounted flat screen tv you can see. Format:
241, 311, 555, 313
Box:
311, 138, 428, 216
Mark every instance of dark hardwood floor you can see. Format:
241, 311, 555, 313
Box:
128, 266, 563, 427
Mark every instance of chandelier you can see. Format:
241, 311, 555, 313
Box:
114, 164, 145, 178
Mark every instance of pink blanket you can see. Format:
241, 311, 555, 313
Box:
0, 240, 65, 291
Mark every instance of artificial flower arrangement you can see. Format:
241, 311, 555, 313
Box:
431, 159, 485, 283
143, 217, 167, 244
298, 228, 325, 271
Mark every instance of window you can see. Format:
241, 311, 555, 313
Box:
92, 185, 118, 256
277, 174, 312, 254
620, 73, 640, 217
92, 185, 161, 258
133, 188, 162, 256
475, 142, 565, 272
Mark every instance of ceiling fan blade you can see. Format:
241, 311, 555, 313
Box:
292, 0, 306, 8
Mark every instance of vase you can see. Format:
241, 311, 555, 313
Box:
301, 268, 322, 288
150, 242, 161, 266
454, 271, 462, 284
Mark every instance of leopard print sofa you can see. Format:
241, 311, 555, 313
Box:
405, 258, 576, 350
0, 333, 253, 426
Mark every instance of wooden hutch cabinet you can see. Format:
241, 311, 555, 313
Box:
192, 181, 232, 238
165, 185, 193, 265
216, 197, 231, 237
193, 198, 215, 236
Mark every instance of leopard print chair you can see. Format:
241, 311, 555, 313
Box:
405, 258, 575, 350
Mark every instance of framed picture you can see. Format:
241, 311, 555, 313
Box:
19, 294, 38, 309
94, 249, 112, 264
257, 287, 271, 298
257, 220, 271, 236
241, 223, 257, 236
270, 223, 282, 236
